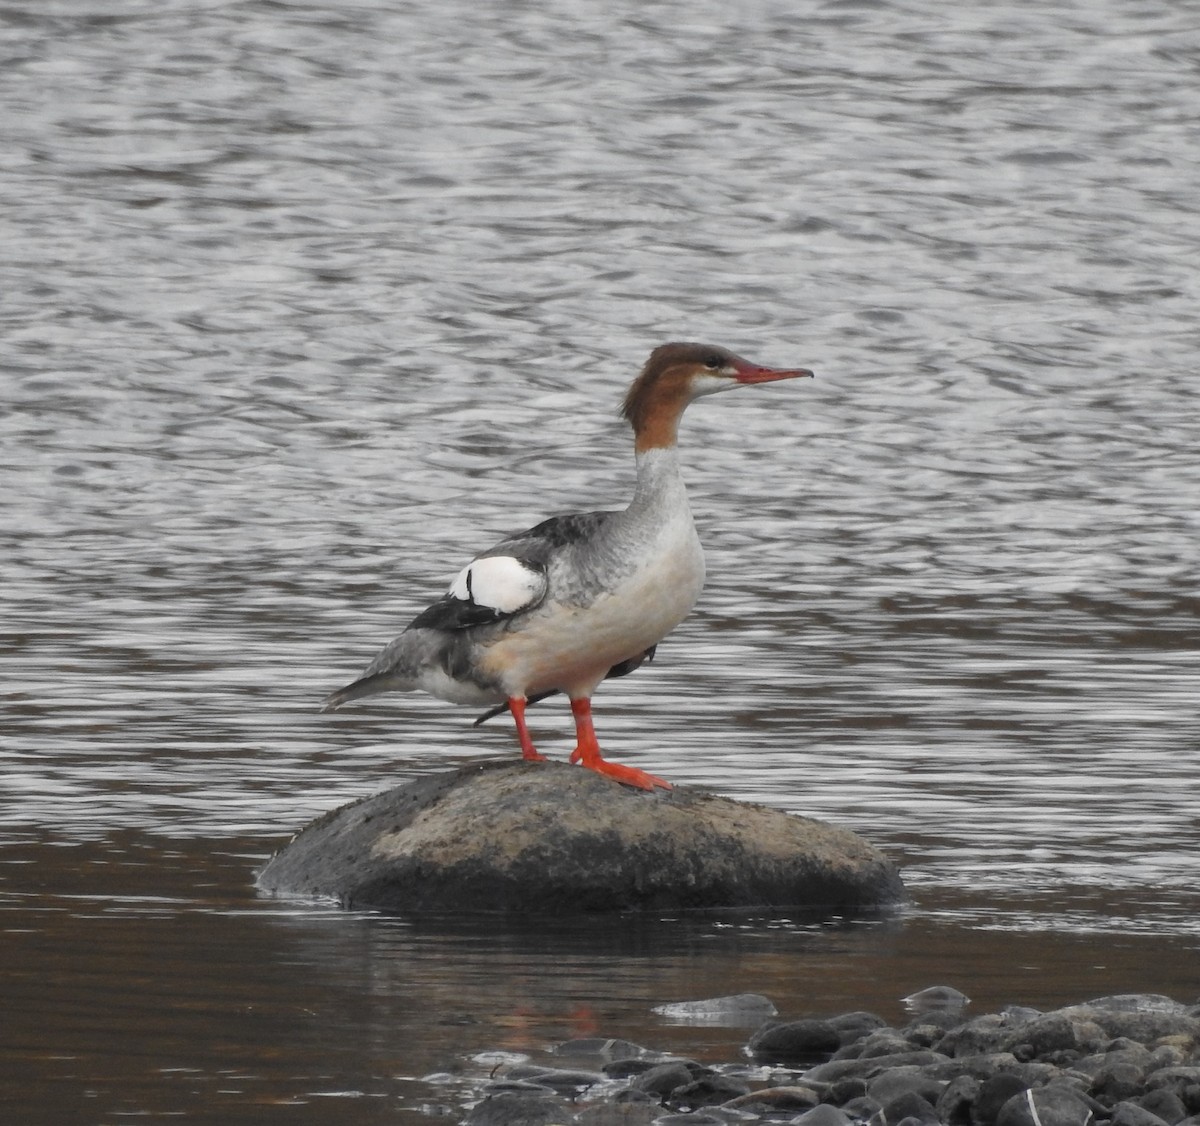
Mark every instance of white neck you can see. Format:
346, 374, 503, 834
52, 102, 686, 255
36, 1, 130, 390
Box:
628, 445, 690, 516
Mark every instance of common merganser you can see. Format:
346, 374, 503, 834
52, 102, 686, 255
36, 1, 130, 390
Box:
322, 342, 813, 791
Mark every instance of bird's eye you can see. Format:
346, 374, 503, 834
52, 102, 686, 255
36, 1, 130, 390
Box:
703, 354, 724, 370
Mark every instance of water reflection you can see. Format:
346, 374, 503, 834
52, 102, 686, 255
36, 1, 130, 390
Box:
6, 839, 1197, 1122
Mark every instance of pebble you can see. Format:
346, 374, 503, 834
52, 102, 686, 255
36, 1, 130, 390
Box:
444, 992, 1200, 1126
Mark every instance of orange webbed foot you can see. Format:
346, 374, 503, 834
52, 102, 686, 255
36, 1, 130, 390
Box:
580, 756, 672, 792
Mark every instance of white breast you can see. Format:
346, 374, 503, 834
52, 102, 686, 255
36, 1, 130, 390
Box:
479, 505, 705, 699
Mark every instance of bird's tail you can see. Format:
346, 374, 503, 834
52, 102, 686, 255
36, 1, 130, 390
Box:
320, 672, 398, 712
319, 629, 438, 712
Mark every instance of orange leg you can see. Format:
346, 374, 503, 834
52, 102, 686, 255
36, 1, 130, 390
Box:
568, 697, 671, 791
508, 696, 546, 762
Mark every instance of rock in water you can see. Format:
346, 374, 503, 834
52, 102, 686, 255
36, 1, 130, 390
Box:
256, 760, 903, 913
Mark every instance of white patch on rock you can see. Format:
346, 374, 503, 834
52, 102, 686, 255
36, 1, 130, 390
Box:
448, 555, 545, 614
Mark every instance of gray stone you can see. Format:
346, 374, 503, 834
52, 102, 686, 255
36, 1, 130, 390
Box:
1137, 1088, 1191, 1123
903, 987, 971, 1015
828, 1077, 869, 1105
653, 1115, 726, 1126
1146, 1067, 1200, 1108
841, 1096, 883, 1120
653, 993, 778, 1022
505, 1067, 605, 1096
1057, 1007, 1200, 1048
828, 1011, 892, 1048
838, 1031, 916, 1061
935, 1073, 979, 1123
722, 1085, 821, 1113
629, 1062, 695, 1098
668, 1075, 752, 1109
871, 1091, 940, 1126
603, 1059, 665, 1080
1006, 1014, 1081, 1057
940, 1016, 1021, 1059
792, 1105, 856, 1126
1087, 996, 1192, 1015
463, 1091, 569, 1126
1111, 1101, 1174, 1126
924, 1051, 1020, 1084
256, 761, 903, 913
995, 1085, 1095, 1126
973, 1074, 1031, 1126
805, 1051, 950, 1085
748, 1019, 842, 1064
866, 1067, 946, 1108
1096, 1060, 1150, 1103
573, 1101, 660, 1126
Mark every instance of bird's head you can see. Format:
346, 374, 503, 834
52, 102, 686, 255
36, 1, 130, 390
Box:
622, 342, 813, 450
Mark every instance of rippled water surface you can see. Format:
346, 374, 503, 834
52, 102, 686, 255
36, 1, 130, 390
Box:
3, 0, 1199, 1121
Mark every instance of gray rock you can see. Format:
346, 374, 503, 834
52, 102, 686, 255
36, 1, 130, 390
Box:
828, 1012, 892, 1048
1111, 1101, 1175, 1126
629, 1062, 695, 1098
1095, 1060, 1151, 1103
870, 1091, 940, 1126
504, 1066, 606, 1096
935, 1073, 979, 1123
481, 1080, 559, 1097
806, 1051, 950, 1085
842, 1095, 884, 1119
1146, 1066, 1200, 1108
463, 1091, 569, 1126
573, 1101, 660, 1126
828, 1077, 870, 1105
923, 1051, 1022, 1085
792, 1105, 856, 1126
866, 1067, 946, 1108
904, 987, 971, 1015
653, 994, 778, 1023
995, 1085, 1096, 1126
603, 1059, 665, 1080
256, 761, 903, 913
1007, 1014, 1082, 1058
723, 1085, 821, 1113
1057, 1007, 1200, 1047
973, 1074, 1031, 1126
940, 1016, 1022, 1059
748, 1019, 842, 1064
838, 1031, 917, 1061
668, 1075, 752, 1109
1137, 1087, 1192, 1123
1087, 996, 1192, 1015
652, 1115, 726, 1126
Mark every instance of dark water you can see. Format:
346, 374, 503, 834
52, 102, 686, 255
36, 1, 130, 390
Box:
3, 0, 1199, 1121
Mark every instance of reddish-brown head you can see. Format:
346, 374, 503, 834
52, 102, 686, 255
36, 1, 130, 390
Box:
621, 342, 813, 451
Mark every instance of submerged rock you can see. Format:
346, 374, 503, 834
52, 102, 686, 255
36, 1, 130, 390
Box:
256, 759, 903, 914
652, 993, 779, 1023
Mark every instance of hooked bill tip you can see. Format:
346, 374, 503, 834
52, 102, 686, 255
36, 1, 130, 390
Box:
735, 366, 815, 384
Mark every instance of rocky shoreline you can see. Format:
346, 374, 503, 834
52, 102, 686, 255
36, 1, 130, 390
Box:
439, 991, 1200, 1126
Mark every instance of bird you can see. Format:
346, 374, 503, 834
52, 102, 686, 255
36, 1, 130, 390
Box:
321, 342, 813, 791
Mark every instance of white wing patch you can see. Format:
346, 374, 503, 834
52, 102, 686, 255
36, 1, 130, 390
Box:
448, 555, 545, 615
